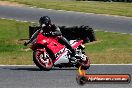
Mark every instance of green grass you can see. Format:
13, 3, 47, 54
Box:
0, 19, 131, 64
0, 19, 33, 65
1, 0, 132, 17
85, 31, 132, 64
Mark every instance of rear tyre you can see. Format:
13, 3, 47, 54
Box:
33, 51, 53, 71
75, 55, 90, 70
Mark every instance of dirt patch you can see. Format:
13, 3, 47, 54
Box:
0, 1, 26, 7
85, 40, 102, 45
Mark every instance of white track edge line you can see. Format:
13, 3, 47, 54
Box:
1, 17, 132, 35
2, 4, 131, 19
91, 64, 132, 65
1, 17, 35, 23
0, 65, 36, 66
0, 64, 132, 66
30, 5, 132, 19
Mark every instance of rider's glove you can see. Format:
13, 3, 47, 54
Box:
43, 32, 52, 36
51, 32, 55, 35
49, 31, 53, 35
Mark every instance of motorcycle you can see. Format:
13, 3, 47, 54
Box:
26, 29, 90, 71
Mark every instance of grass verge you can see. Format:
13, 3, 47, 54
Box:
0, 19, 33, 65
85, 31, 132, 64
0, 0, 132, 17
0, 19, 131, 64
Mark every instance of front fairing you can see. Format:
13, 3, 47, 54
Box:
36, 33, 64, 54
30, 33, 47, 50
36, 33, 47, 45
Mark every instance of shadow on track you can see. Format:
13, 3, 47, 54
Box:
3, 67, 77, 71
3, 67, 41, 71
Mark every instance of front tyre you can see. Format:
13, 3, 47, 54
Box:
33, 51, 53, 71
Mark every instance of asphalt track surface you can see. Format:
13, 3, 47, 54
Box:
0, 6, 132, 34
0, 65, 131, 88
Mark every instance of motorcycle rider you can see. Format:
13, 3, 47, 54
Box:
24, 16, 77, 62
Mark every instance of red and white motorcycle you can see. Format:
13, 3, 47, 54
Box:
27, 30, 90, 71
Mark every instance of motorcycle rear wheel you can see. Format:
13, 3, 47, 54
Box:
33, 51, 53, 71
75, 55, 90, 70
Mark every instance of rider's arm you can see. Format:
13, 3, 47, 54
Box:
25, 29, 41, 45
52, 25, 62, 36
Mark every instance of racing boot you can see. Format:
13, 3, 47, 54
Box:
70, 51, 78, 64
70, 57, 77, 64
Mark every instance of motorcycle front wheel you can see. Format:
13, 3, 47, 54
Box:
33, 51, 53, 71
